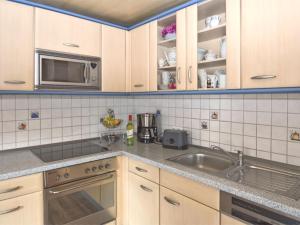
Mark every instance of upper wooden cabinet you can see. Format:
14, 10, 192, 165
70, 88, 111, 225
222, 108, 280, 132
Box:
102, 25, 126, 92
0, 0, 34, 91
241, 0, 300, 88
130, 24, 150, 92
35, 8, 101, 57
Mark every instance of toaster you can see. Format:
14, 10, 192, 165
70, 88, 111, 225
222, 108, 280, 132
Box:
162, 129, 188, 150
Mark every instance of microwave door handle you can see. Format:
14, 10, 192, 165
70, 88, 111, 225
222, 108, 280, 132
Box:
83, 63, 88, 84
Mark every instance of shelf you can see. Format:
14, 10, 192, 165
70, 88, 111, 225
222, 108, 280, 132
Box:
158, 37, 176, 47
197, 0, 226, 20
158, 65, 176, 70
198, 58, 226, 67
198, 24, 226, 42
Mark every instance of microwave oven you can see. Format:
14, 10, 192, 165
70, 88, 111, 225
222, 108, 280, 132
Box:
35, 50, 101, 90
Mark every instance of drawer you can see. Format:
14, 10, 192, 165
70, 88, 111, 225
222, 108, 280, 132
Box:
0, 173, 43, 201
160, 170, 219, 210
128, 159, 159, 183
0, 191, 43, 225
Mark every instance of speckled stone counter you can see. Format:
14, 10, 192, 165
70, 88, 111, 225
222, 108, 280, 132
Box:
0, 139, 299, 219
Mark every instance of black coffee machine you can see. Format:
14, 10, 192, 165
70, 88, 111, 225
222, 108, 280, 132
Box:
137, 113, 158, 143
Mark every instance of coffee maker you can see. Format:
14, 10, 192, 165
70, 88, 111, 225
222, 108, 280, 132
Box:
137, 113, 158, 143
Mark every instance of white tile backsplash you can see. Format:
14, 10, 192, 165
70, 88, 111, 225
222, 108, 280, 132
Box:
0, 93, 300, 166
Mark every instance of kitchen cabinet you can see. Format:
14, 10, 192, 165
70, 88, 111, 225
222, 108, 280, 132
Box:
241, 0, 300, 88
0, 0, 34, 91
102, 25, 126, 92
128, 158, 159, 183
160, 186, 219, 225
35, 8, 101, 57
128, 173, 159, 225
0, 173, 43, 225
221, 213, 247, 225
130, 24, 150, 92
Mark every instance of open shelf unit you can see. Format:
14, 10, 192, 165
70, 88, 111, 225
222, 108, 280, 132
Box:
157, 13, 178, 91
197, 0, 227, 89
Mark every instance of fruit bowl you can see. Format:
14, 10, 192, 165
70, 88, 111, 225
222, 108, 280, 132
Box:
100, 109, 123, 129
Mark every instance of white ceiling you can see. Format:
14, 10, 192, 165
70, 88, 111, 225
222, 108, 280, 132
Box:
28, 0, 189, 26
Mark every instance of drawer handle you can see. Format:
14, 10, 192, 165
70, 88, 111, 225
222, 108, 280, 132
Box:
4, 80, 26, 85
0, 186, 22, 195
135, 167, 147, 173
251, 75, 277, 80
164, 196, 180, 206
63, 43, 80, 48
134, 84, 144, 88
140, 185, 153, 192
0, 206, 23, 215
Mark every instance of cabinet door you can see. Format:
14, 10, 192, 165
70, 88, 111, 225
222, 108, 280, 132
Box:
35, 8, 101, 57
102, 25, 126, 92
128, 173, 159, 225
160, 186, 219, 225
241, 0, 300, 88
221, 214, 247, 225
0, 1, 34, 90
0, 191, 43, 225
130, 24, 150, 92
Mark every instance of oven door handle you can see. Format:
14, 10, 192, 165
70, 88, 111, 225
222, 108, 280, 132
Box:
48, 174, 114, 195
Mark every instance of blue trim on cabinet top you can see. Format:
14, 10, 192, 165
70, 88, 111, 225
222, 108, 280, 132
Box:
8, 0, 202, 30
1, 88, 300, 96
8, 0, 129, 30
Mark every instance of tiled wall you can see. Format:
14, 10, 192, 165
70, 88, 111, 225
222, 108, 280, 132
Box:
0, 95, 133, 150
133, 93, 300, 166
1, 93, 300, 166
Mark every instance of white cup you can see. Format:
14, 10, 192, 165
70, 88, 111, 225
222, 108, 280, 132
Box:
205, 50, 217, 61
205, 15, 221, 28
161, 71, 170, 86
198, 69, 207, 88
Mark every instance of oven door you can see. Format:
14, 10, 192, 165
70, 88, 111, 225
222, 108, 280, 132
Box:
45, 172, 116, 225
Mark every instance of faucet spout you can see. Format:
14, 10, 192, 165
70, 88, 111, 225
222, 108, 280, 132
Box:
211, 145, 243, 166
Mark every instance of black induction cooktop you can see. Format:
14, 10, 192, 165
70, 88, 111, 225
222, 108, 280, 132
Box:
31, 139, 110, 163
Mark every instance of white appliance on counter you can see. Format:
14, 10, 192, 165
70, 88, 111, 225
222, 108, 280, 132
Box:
35, 49, 101, 90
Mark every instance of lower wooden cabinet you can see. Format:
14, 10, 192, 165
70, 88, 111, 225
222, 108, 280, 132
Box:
160, 186, 219, 225
128, 173, 159, 225
0, 191, 43, 225
221, 213, 247, 225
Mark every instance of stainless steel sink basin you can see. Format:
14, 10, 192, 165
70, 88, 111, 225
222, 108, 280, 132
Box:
167, 153, 234, 173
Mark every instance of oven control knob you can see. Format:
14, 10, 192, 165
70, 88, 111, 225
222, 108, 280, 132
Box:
92, 166, 97, 172
56, 175, 61, 181
105, 163, 110, 169
98, 165, 104, 170
85, 168, 91, 174
64, 173, 70, 179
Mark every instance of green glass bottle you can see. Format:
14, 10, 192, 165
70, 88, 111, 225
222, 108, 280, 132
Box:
126, 115, 134, 146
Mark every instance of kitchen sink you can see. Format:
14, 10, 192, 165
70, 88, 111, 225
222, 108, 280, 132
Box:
167, 153, 235, 173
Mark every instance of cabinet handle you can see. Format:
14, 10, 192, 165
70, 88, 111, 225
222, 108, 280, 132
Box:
164, 196, 180, 206
135, 167, 147, 173
0, 186, 22, 195
177, 67, 181, 84
188, 66, 192, 83
134, 84, 144, 88
251, 75, 277, 80
4, 80, 26, 85
0, 206, 22, 215
140, 185, 153, 192
63, 43, 80, 48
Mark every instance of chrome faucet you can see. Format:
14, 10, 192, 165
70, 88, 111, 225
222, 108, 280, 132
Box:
211, 145, 244, 166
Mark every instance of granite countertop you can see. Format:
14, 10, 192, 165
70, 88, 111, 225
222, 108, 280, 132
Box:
0, 139, 299, 219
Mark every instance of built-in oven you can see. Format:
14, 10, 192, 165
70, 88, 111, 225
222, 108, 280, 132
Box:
44, 158, 116, 225
35, 49, 101, 90
220, 191, 300, 225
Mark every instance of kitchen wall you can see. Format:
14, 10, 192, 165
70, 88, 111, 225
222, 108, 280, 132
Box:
0, 93, 300, 167
133, 93, 300, 167
0, 95, 133, 150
